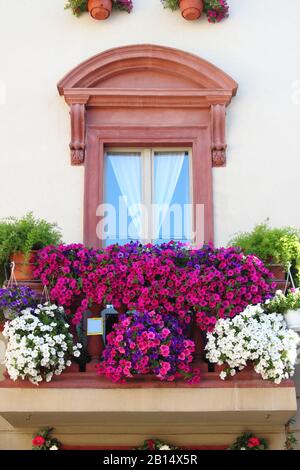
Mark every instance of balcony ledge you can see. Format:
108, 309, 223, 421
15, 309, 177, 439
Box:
0, 371, 297, 428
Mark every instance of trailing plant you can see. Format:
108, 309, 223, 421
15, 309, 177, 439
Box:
0, 286, 39, 321
34, 242, 274, 329
285, 418, 298, 450
97, 310, 200, 383
206, 304, 300, 384
3, 303, 82, 385
264, 288, 300, 315
161, 0, 179, 11
32, 427, 61, 451
136, 439, 179, 450
229, 222, 300, 283
65, 0, 133, 16
64, 0, 87, 16
161, 0, 229, 22
229, 432, 268, 451
204, 0, 229, 23
0, 212, 62, 266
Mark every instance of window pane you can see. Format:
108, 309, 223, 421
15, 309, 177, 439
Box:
104, 152, 142, 246
154, 151, 191, 243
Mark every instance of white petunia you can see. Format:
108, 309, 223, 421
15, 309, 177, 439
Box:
4, 303, 82, 386
205, 304, 300, 384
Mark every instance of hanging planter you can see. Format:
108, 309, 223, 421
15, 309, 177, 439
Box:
88, 0, 113, 20
65, 0, 133, 19
179, 0, 204, 21
10, 251, 37, 282
0, 213, 62, 282
161, 0, 229, 22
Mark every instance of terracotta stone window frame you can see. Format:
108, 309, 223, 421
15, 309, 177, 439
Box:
58, 45, 238, 247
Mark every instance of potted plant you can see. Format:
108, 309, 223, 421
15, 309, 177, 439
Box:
65, 0, 133, 20
205, 304, 300, 384
229, 432, 268, 451
0, 286, 38, 322
97, 310, 201, 383
32, 428, 61, 451
161, 0, 204, 21
161, 0, 228, 22
229, 222, 300, 285
0, 213, 62, 281
3, 303, 82, 385
204, 0, 229, 23
136, 439, 180, 450
264, 289, 300, 332
35, 243, 273, 328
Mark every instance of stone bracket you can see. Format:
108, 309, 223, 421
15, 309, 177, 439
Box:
211, 104, 227, 167
70, 103, 86, 165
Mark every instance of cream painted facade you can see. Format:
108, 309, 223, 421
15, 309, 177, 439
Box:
1, 0, 300, 450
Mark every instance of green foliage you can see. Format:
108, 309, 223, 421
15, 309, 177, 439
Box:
0, 213, 62, 266
229, 432, 268, 451
161, 0, 180, 11
65, 0, 88, 16
65, 0, 133, 16
285, 418, 298, 450
264, 289, 300, 315
229, 222, 300, 283
136, 438, 179, 450
32, 427, 61, 450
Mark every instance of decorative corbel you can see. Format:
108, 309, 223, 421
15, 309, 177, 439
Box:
211, 104, 227, 167
70, 103, 86, 165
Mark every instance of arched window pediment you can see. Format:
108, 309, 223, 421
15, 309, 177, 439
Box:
58, 45, 237, 167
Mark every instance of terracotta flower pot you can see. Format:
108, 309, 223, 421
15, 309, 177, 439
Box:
179, 0, 204, 21
88, 0, 112, 20
10, 251, 37, 282
267, 263, 286, 281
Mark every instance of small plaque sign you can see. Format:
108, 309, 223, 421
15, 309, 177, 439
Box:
87, 318, 103, 336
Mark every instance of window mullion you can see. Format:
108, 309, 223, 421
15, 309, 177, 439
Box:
141, 148, 152, 243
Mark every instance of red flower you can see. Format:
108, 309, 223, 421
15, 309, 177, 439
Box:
247, 437, 260, 448
147, 439, 156, 450
32, 436, 45, 447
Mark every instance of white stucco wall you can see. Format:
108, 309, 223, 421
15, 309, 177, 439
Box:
0, 0, 300, 246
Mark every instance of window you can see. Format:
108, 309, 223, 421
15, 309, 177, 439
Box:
103, 148, 192, 245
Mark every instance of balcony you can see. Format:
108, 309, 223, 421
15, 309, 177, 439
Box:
0, 355, 297, 430
0, 276, 297, 440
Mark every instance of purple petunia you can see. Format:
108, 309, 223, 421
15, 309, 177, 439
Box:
0, 286, 39, 319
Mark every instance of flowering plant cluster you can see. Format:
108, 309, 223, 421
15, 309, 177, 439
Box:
161, 0, 229, 23
229, 222, 300, 284
136, 439, 179, 450
206, 305, 300, 384
264, 289, 300, 314
0, 286, 38, 321
34, 242, 274, 331
3, 303, 82, 385
204, 0, 229, 23
30, 429, 269, 450
229, 432, 268, 451
188, 245, 274, 331
97, 310, 200, 383
32, 427, 61, 451
65, 0, 133, 16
